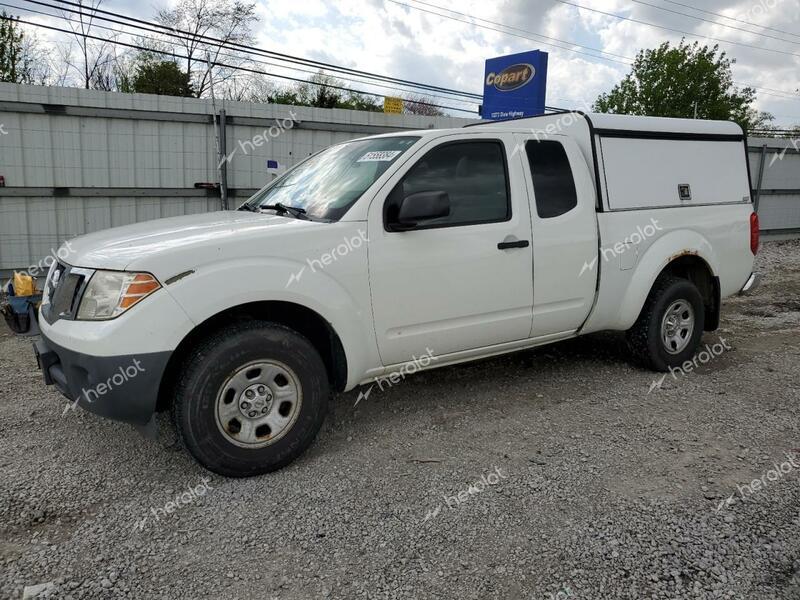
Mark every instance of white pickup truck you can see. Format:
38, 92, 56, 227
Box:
33, 111, 759, 477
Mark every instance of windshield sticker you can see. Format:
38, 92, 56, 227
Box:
357, 150, 402, 162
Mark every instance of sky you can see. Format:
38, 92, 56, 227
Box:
11, 0, 800, 127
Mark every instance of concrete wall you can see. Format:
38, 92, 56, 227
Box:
0, 82, 473, 272
747, 137, 800, 234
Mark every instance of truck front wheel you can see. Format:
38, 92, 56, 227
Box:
173, 321, 329, 477
626, 275, 705, 372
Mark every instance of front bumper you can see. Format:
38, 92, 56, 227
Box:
33, 331, 171, 426
738, 272, 760, 295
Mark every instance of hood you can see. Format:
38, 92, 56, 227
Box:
63, 211, 323, 271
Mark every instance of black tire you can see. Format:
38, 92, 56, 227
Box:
173, 321, 329, 477
626, 275, 705, 372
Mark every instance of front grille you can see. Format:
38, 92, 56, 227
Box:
43, 262, 88, 323
51, 271, 83, 317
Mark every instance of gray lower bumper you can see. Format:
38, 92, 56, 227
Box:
33, 333, 171, 426
738, 272, 760, 295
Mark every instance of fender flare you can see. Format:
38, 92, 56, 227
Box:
162, 257, 375, 389
614, 229, 718, 331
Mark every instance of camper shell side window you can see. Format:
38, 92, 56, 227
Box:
525, 140, 579, 219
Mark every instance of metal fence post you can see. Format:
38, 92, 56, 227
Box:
754, 143, 767, 214
218, 109, 229, 210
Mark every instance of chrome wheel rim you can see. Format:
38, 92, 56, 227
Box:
660, 300, 695, 355
215, 360, 302, 448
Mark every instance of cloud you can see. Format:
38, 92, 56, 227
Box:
11, 0, 800, 126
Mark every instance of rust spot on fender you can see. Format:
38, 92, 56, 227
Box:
668, 250, 699, 262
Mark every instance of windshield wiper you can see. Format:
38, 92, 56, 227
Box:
237, 203, 257, 212
259, 203, 309, 220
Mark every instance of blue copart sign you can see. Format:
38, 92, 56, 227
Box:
482, 50, 548, 120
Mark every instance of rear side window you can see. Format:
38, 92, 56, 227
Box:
525, 140, 578, 218
386, 140, 510, 229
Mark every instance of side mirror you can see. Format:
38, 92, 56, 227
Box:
389, 191, 450, 231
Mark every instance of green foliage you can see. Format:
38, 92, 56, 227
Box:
594, 40, 773, 131
340, 90, 382, 112
267, 72, 382, 112
127, 56, 195, 97
265, 89, 304, 106
0, 12, 32, 84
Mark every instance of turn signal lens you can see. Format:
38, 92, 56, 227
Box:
119, 274, 161, 309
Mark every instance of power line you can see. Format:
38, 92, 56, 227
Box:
387, 0, 633, 65
2, 1, 480, 108
7, 0, 798, 113
551, 0, 800, 59
631, 0, 800, 46
9, 15, 481, 114
388, 0, 800, 102
10, 0, 568, 112
739, 82, 799, 100
42, 0, 483, 102
658, 0, 800, 41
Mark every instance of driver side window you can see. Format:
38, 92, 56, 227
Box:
384, 140, 511, 230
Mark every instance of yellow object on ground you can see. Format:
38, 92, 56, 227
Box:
12, 271, 35, 297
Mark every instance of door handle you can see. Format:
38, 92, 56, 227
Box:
497, 240, 530, 250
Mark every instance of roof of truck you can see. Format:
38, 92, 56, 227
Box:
463, 111, 745, 136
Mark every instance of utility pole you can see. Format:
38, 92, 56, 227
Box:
206, 52, 228, 210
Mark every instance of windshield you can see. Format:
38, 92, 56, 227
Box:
244, 136, 420, 221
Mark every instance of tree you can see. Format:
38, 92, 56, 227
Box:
265, 72, 382, 112
343, 90, 382, 112
1, 12, 77, 87
20, 32, 55, 86
155, 0, 258, 98
594, 40, 772, 131
127, 57, 195, 97
0, 12, 33, 83
265, 87, 304, 106
404, 94, 444, 116
58, 0, 116, 89
222, 74, 274, 102
301, 73, 342, 108
88, 46, 136, 92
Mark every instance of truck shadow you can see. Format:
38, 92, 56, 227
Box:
336, 331, 632, 415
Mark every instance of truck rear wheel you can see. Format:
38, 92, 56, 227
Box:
173, 321, 329, 477
626, 275, 705, 372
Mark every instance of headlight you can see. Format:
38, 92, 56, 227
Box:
77, 271, 161, 320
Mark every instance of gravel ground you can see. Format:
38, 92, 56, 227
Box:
1, 240, 799, 600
